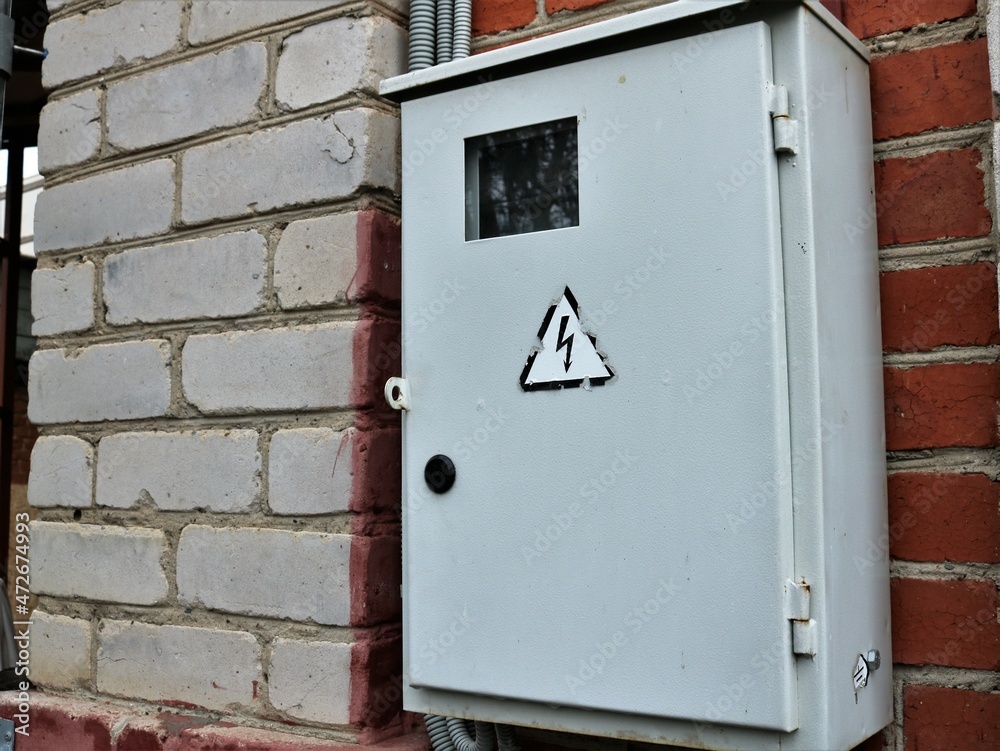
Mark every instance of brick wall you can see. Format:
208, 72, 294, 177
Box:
23, 0, 417, 748
20, 1, 1000, 751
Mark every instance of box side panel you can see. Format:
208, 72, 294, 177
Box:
802, 10, 894, 749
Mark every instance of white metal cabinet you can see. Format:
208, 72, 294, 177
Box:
382, 2, 891, 749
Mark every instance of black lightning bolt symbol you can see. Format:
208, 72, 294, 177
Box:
556, 315, 573, 373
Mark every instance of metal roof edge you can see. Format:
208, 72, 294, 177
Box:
379, 1, 870, 101
802, 0, 870, 62
380, 0, 746, 100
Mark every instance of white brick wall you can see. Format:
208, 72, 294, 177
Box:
97, 621, 261, 712
181, 322, 357, 414
180, 109, 399, 224
97, 430, 261, 512
176, 525, 351, 624
104, 231, 267, 324
188, 0, 344, 45
268, 639, 351, 724
34, 159, 175, 253
29, 612, 92, 690
30, 522, 169, 605
28, 436, 94, 509
31, 261, 95, 336
29, 0, 407, 734
28, 340, 171, 424
107, 42, 267, 152
37, 89, 101, 173
269, 428, 353, 515
273, 212, 358, 309
276, 17, 406, 110
43, 0, 183, 88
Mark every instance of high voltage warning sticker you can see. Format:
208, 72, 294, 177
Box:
520, 287, 614, 391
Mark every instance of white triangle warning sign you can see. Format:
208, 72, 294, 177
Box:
520, 287, 615, 391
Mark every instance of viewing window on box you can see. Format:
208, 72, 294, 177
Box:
465, 117, 580, 240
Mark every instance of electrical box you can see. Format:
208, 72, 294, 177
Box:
381, 2, 891, 749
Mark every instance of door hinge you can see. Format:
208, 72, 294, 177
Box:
784, 579, 817, 656
768, 83, 799, 155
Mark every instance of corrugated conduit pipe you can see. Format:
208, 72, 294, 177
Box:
452, 0, 472, 58
425, 715, 519, 751
408, 0, 472, 70
436, 0, 453, 64
409, 0, 436, 69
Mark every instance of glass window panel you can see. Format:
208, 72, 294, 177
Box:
466, 118, 579, 240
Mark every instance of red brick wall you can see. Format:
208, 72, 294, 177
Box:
470, 0, 1000, 749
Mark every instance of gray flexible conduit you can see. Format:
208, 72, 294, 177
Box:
452, 0, 472, 59
495, 724, 519, 750
436, 0, 454, 64
447, 717, 495, 751
425, 715, 519, 751
408, 0, 473, 70
425, 715, 458, 751
408, 0, 436, 70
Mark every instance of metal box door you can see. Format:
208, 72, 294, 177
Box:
401, 21, 798, 731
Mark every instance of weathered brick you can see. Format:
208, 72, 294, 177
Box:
350, 427, 402, 516
43, 0, 183, 88
182, 319, 396, 414
28, 435, 93, 509
269, 428, 352, 515
30, 611, 92, 690
104, 231, 267, 325
891, 577, 1000, 670
844, 0, 977, 39
34, 159, 175, 253
904, 685, 1000, 751
107, 42, 267, 152
0, 695, 118, 751
888, 473, 1000, 563
871, 39, 991, 140
991, 5, 1000, 97
0, 692, 427, 751
350, 535, 402, 626
880, 262, 999, 352
875, 149, 991, 246
884, 363, 1000, 450
97, 430, 260, 512
269, 425, 401, 517
28, 340, 171, 424
177, 525, 351, 624
37, 89, 101, 173
188, 0, 344, 45
268, 639, 351, 724
276, 17, 405, 111
274, 210, 401, 309
349, 636, 404, 731
30, 522, 168, 605
547, 0, 614, 14
97, 620, 261, 712
31, 261, 95, 335
473, 0, 537, 35
180, 110, 398, 225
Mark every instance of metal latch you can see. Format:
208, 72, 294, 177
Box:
768, 83, 799, 154
384, 377, 410, 411
784, 579, 816, 656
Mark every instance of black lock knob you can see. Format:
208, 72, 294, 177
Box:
424, 454, 456, 494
